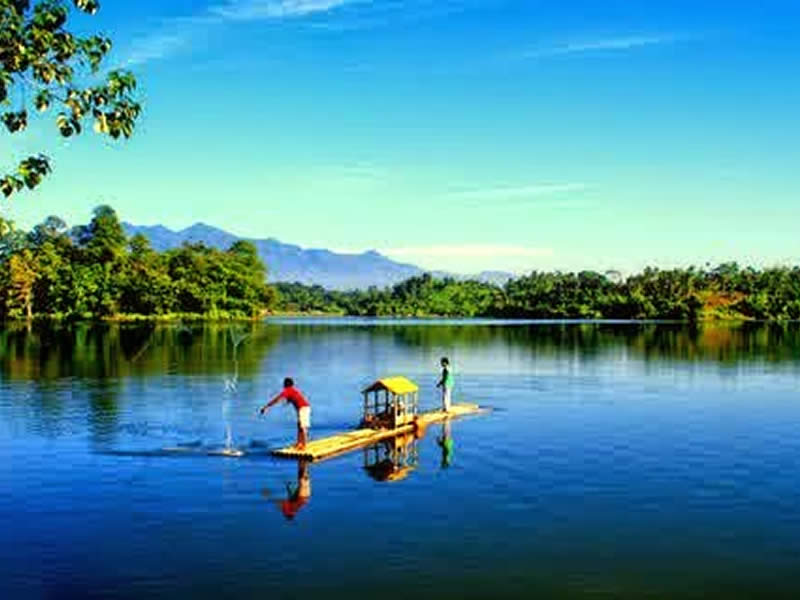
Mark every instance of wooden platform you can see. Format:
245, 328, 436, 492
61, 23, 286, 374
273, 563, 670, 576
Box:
271, 403, 485, 461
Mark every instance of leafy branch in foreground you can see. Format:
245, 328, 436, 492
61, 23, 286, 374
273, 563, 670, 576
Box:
1, 0, 140, 198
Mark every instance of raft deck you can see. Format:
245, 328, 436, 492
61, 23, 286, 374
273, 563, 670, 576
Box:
272, 403, 485, 461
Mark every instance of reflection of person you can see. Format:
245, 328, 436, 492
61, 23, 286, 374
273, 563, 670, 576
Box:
437, 421, 454, 468
435, 357, 454, 412
259, 377, 311, 450
263, 460, 312, 521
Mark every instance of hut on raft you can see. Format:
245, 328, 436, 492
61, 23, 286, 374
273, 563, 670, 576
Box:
360, 376, 420, 431
271, 375, 482, 462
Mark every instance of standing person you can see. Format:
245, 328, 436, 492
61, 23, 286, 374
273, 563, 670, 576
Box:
436, 357, 454, 412
260, 377, 311, 450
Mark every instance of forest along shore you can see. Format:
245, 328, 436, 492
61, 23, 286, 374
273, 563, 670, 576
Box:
2, 208, 800, 322
273, 265, 800, 322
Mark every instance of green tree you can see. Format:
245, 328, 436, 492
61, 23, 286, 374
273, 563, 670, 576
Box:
7, 247, 37, 318
29, 214, 67, 247
225, 240, 270, 316
1, 0, 140, 198
75, 204, 126, 263
117, 233, 173, 314
27, 216, 74, 315
0, 216, 26, 260
72, 205, 126, 315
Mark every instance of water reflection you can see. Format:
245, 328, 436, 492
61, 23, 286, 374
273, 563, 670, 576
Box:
262, 425, 457, 523
0, 321, 280, 381
4, 321, 800, 386
263, 459, 312, 521
87, 379, 120, 448
363, 432, 420, 483
437, 421, 454, 469
5, 318, 800, 597
119, 323, 156, 363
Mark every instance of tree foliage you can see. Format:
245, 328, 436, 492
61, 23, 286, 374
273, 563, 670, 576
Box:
0, 206, 276, 320
1, 0, 140, 198
3, 209, 798, 324
275, 263, 800, 322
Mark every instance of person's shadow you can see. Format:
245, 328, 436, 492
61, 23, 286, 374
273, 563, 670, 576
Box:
262, 459, 311, 521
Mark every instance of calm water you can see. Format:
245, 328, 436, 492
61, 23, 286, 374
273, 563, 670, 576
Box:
2, 319, 800, 599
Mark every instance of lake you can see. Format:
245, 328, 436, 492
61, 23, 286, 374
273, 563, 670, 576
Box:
2, 319, 800, 599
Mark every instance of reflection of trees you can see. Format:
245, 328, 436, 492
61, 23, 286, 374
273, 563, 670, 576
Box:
2, 322, 800, 386
0, 322, 280, 382
119, 323, 156, 363
0, 323, 281, 447
263, 321, 800, 366
405, 322, 800, 364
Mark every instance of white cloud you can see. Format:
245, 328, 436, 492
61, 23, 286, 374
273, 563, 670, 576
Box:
522, 34, 686, 59
443, 183, 588, 201
326, 163, 387, 180
384, 245, 554, 259
122, 0, 491, 66
123, 0, 365, 66
209, 0, 367, 22
124, 32, 192, 67
380, 244, 556, 274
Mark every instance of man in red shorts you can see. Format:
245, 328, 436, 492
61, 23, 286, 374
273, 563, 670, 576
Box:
260, 377, 311, 450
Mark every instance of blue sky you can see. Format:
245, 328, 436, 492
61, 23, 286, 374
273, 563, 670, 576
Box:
4, 0, 800, 274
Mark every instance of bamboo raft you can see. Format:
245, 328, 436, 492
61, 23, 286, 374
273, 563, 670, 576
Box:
272, 402, 485, 461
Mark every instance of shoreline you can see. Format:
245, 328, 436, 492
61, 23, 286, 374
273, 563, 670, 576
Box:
3, 313, 798, 325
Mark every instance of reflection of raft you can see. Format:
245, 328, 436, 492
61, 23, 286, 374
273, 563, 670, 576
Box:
364, 432, 418, 482
272, 376, 485, 462
365, 459, 414, 482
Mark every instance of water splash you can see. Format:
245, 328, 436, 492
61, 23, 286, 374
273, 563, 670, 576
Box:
221, 326, 250, 453
224, 422, 233, 451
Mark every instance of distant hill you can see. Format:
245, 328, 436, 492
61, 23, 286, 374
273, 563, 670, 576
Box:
123, 222, 514, 290
471, 271, 515, 286
122, 222, 430, 290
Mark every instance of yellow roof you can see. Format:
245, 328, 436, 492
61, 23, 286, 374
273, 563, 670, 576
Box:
362, 376, 419, 395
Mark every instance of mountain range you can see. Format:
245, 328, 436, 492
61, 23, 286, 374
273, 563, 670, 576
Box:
122, 222, 513, 290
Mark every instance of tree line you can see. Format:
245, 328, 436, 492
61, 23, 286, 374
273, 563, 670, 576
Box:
2, 207, 799, 321
0, 206, 275, 320
275, 264, 800, 321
